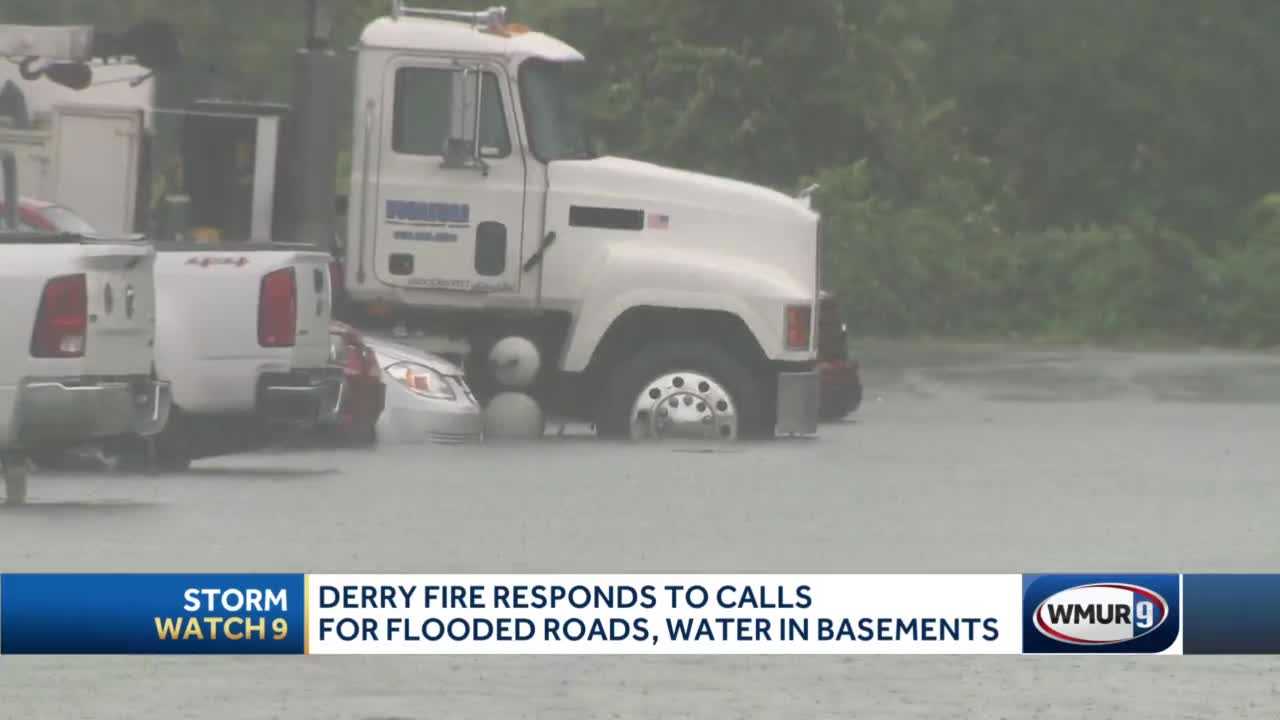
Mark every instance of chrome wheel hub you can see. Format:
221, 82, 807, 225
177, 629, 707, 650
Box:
630, 371, 738, 441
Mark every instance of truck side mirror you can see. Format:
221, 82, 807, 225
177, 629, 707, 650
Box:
441, 138, 474, 168
441, 67, 488, 175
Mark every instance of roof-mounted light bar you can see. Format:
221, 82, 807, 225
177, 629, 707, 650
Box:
390, 2, 508, 30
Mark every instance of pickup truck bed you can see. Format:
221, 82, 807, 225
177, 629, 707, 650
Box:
149, 243, 341, 465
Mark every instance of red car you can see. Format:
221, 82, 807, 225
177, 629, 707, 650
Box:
818, 291, 862, 420
325, 322, 387, 446
0, 197, 98, 234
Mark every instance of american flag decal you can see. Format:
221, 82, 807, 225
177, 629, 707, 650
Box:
648, 213, 670, 230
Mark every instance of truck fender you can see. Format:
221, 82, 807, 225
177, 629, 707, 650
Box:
558, 246, 803, 374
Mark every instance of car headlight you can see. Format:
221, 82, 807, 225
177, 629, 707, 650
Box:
385, 361, 456, 401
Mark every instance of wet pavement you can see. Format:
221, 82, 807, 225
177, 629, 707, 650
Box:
3, 340, 1280, 718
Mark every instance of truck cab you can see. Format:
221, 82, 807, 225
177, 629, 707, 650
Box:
343, 4, 820, 440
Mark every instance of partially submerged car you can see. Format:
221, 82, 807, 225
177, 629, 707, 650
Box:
364, 337, 482, 445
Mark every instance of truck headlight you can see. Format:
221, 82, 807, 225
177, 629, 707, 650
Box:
385, 362, 456, 401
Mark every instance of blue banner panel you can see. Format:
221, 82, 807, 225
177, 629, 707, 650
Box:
1183, 574, 1280, 655
0, 574, 305, 655
1022, 574, 1180, 654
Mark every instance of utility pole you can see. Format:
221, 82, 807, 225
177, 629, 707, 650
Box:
280, 0, 341, 248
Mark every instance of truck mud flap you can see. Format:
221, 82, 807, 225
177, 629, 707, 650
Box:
776, 370, 820, 436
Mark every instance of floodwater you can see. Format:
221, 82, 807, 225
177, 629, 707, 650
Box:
3, 341, 1280, 718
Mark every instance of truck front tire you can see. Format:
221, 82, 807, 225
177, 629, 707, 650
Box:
597, 341, 766, 441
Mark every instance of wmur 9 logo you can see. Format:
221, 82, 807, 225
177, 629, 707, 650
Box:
1023, 575, 1180, 653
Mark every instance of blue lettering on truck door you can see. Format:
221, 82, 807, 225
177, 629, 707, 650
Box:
386, 200, 471, 226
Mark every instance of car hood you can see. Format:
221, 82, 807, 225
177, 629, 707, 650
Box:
363, 336, 465, 376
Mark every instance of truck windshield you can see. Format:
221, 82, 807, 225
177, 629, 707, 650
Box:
520, 60, 592, 162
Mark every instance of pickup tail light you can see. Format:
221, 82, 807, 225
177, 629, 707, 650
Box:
332, 328, 382, 381
31, 273, 88, 358
785, 304, 813, 352
344, 344, 381, 380
343, 347, 362, 375
258, 268, 297, 348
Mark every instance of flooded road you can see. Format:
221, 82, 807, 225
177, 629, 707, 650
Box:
3, 341, 1280, 718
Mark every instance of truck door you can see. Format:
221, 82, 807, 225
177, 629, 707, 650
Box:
374, 58, 525, 294
52, 106, 143, 234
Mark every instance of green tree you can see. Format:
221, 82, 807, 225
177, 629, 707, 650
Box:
10, 0, 1280, 343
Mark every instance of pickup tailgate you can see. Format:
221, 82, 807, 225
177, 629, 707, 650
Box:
14, 240, 159, 378
285, 251, 334, 368
2, 238, 156, 377
77, 242, 158, 376
154, 245, 333, 387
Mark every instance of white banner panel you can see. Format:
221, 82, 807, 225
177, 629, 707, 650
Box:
307, 574, 1022, 655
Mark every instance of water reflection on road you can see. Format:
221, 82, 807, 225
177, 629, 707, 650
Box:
3, 341, 1279, 718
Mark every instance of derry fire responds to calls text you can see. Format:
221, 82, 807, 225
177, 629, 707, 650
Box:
307, 575, 1022, 654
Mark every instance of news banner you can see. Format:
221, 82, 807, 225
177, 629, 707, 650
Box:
0, 574, 1275, 655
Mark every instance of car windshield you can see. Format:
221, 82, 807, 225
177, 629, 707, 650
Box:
520, 59, 593, 162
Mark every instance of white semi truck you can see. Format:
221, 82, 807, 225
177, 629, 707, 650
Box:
4, 4, 823, 442
333, 4, 821, 440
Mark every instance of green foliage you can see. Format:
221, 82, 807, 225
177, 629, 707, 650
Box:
1201, 196, 1280, 346
545, 0, 1280, 345
8, 1, 1280, 344
813, 162, 1215, 339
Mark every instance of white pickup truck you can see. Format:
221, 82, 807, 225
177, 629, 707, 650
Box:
1, 26, 343, 471
4, 190, 343, 470
0, 151, 169, 503
3, 196, 343, 471
146, 244, 342, 469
